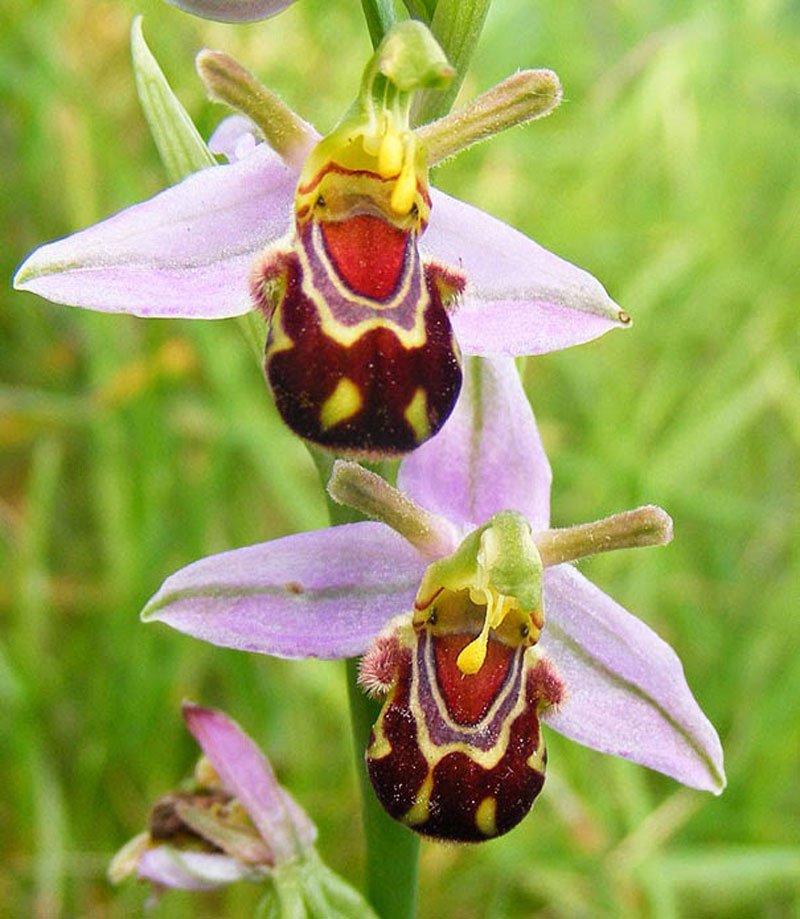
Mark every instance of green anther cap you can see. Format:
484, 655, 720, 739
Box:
376, 20, 455, 92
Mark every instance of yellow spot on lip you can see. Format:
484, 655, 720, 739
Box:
526, 748, 545, 773
265, 306, 295, 359
368, 729, 392, 760
320, 377, 363, 430
403, 387, 430, 443
475, 796, 498, 837
404, 772, 434, 827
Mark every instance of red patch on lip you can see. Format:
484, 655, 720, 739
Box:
321, 215, 409, 300
433, 634, 515, 726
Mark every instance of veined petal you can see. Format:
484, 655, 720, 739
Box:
398, 357, 551, 529
183, 703, 315, 861
162, 0, 296, 23
540, 565, 726, 793
142, 523, 424, 658
424, 189, 630, 355
137, 848, 253, 889
13, 144, 294, 318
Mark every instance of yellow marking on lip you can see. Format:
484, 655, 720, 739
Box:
297, 223, 431, 349
475, 796, 498, 837
404, 772, 434, 827
265, 304, 295, 359
526, 748, 545, 773
368, 729, 392, 760
320, 378, 363, 430
409, 633, 531, 771
403, 387, 430, 443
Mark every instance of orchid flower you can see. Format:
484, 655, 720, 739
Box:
13, 22, 629, 457
161, 0, 296, 22
141, 356, 725, 841
109, 702, 376, 915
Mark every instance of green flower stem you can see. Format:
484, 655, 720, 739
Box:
360, 0, 398, 49
413, 0, 493, 124
316, 453, 420, 918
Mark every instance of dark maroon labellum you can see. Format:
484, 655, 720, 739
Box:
365, 629, 563, 842
251, 197, 464, 458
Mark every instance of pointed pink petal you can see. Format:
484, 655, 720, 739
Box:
540, 565, 726, 793
137, 848, 252, 889
142, 522, 424, 658
13, 144, 294, 318
424, 189, 630, 355
183, 703, 315, 862
398, 357, 551, 529
163, 0, 296, 22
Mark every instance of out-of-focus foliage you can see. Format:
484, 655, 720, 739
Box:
2, 0, 798, 915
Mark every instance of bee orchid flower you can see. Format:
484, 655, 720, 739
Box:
109, 702, 377, 915
14, 22, 629, 457
140, 356, 725, 841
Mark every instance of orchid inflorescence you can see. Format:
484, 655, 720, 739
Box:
14, 0, 723, 911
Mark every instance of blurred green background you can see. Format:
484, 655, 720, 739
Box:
2, 0, 799, 915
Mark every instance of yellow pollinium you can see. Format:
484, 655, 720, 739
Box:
458, 589, 514, 674
456, 587, 542, 675
377, 121, 404, 178
295, 121, 428, 228
293, 21, 450, 230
